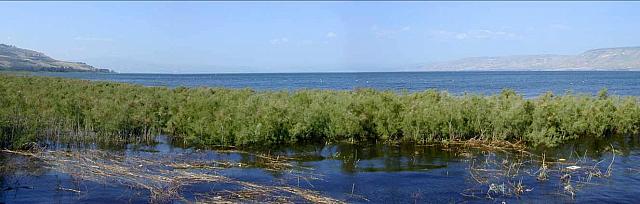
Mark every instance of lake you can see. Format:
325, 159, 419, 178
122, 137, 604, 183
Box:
32, 71, 640, 97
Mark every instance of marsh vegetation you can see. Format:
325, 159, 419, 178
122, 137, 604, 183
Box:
1, 74, 639, 149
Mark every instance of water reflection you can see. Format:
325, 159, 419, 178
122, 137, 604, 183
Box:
325, 144, 458, 173
533, 134, 640, 158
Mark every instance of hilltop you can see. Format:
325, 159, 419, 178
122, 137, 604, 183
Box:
0, 44, 110, 72
425, 47, 640, 71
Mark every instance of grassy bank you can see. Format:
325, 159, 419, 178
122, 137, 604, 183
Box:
1, 74, 639, 148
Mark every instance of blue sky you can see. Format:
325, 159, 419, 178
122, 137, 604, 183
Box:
2, 1, 640, 73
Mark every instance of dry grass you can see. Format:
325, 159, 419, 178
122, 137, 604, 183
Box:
460, 144, 617, 201
2, 149, 343, 204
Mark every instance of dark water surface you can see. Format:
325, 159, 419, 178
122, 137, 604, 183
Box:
31, 71, 640, 97
3, 136, 640, 203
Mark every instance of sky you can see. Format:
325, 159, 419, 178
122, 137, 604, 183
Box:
1, 1, 640, 73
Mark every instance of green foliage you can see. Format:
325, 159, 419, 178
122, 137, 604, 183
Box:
1, 74, 639, 148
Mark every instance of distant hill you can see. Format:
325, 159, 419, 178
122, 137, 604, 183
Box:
425, 47, 640, 71
0, 44, 110, 72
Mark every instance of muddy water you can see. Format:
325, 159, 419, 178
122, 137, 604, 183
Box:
2, 135, 640, 203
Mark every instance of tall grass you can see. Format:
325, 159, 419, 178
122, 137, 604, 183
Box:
1, 74, 639, 148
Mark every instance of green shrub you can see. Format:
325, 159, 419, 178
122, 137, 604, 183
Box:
0, 74, 638, 148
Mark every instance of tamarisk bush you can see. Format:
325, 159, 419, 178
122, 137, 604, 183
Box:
1, 74, 638, 148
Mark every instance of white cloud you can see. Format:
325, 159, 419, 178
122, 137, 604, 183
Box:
430, 29, 519, 40
326, 32, 337, 38
455, 33, 468, 39
74, 36, 114, 42
298, 40, 314, 46
549, 24, 571, 30
269, 37, 289, 45
371, 25, 412, 38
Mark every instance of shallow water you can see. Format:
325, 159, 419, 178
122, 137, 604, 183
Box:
31, 71, 640, 97
3, 136, 640, 203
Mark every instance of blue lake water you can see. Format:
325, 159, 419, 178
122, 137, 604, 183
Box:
32, 71, 640, 97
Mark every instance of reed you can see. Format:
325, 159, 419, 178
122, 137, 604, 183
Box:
1, 74, 639, 148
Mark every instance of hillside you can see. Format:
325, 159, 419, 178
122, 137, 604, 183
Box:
0, 44, 110, 72
425, 47, 640, 71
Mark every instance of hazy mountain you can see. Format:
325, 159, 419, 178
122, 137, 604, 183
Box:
0, 44, 110, 72
425, 47, 640, 71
